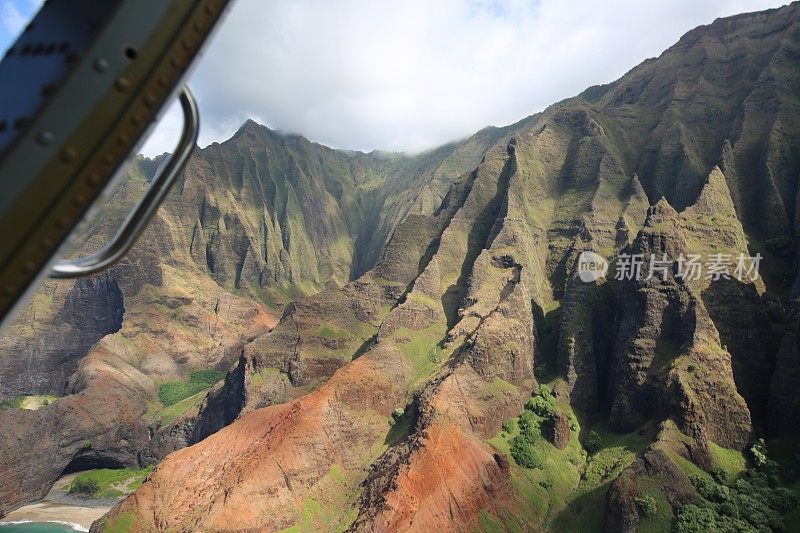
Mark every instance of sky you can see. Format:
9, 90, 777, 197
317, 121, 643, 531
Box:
0, 0, 787, 157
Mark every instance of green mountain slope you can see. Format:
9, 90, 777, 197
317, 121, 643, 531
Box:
2, 3, 800, 532
0, 115, 509, 515
96, 3, 800, 532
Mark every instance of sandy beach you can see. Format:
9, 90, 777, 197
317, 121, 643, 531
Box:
1, 473, 126, 530
1, 501, 110, 530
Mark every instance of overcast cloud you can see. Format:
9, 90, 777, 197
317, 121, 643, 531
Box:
11, 0, 784, 157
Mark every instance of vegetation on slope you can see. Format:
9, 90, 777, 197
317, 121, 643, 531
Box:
674, 443, 799, 532
488, 383, 584, 527
548, 422, 653, 531
157, 370, 224, 406
66, 467, 154, 499
0, 394, 58, 411
55, 4, 800, 532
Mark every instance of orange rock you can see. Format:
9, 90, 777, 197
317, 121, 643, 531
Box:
358, 422, 518, 533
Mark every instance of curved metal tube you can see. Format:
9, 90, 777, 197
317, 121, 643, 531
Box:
50, 86, 199, 279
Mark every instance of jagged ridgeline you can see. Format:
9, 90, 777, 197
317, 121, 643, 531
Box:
0, 102, 510, 512
3, 2, 800, 532
181, 120, 514, 303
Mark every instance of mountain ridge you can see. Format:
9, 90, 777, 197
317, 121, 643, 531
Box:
0, 99, 516, 515
1, 3, 800, 531
92, 3, 800, 531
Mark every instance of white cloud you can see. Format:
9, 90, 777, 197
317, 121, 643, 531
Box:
1, 2, 27, 35
141, 0, 785, 157
0, 0, 45, 54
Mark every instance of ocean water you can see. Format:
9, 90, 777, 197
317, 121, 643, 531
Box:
0, 522, 86, 532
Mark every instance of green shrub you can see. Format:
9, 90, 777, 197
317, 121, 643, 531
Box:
634, 495, 657, 517
742, 468, 770, 488
537, 384, 557, 405
68, 477, 99, 496
711, 467, 728, 484
526, 396, 555, 417
539, 479, 553, 490
510, 434, 543, 469
525, 384, 557, 417
680, 459, 799, 532
768, 487, 799, 514
690, 474, 729, 503
584, 430, 602, 454
427, 346, 441, 363
716, 500, 739, 519
675, 505, 718, 533
518, 410, 540, 439
568, 414, 579, 431
0, 397, 22, 410
389, 407, 405, 426
501, 419, 515, 434
734, 493, 781, 530
750, 438, 768, 468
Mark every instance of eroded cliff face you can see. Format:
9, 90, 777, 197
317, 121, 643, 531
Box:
0, 274, 124, 397
0, 120, 508, 514
95, 4, 800, 532
4, 2, 800, 531
176, 119, 512, 302
0, 171, 278, 514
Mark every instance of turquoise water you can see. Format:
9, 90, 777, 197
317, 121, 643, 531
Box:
0, 523, 84, 532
